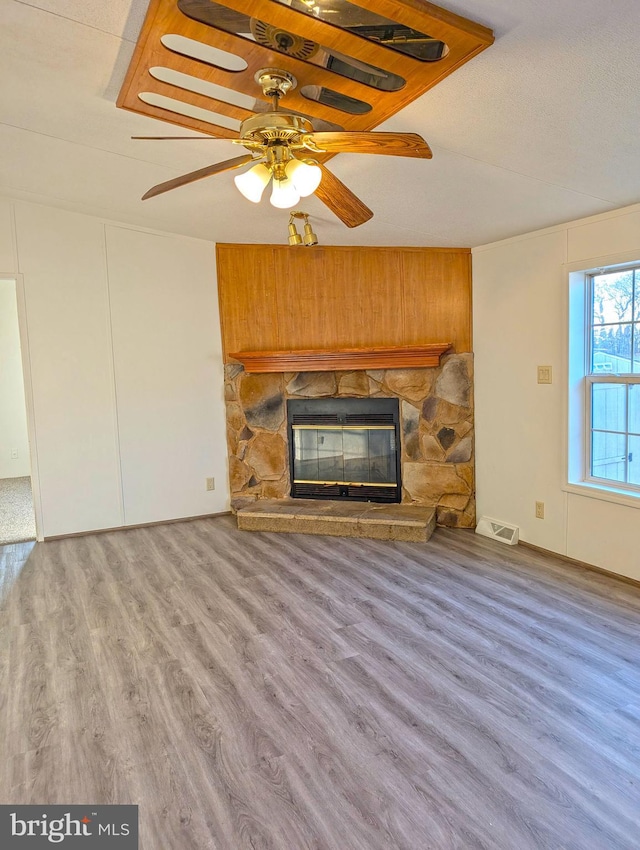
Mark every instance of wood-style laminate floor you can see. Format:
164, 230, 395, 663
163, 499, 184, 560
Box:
1, 517, 639, 849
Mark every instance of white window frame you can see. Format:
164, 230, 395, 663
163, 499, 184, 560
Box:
564, 250, 640, 509
586, 375, 640, 491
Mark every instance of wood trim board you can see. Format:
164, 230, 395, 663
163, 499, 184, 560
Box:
229, 343, 452, 372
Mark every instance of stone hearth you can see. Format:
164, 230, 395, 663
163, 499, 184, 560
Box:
237, 499, 436, 542
224, 353, 475, 527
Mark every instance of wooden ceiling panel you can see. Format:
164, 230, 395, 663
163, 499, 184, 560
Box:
118, 0, 494, 137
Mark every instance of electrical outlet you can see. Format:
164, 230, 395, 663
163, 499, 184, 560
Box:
206, 477, 215, 491
11, 448, 18, 459
537, 366, 552, 384
535, 501, 545, 519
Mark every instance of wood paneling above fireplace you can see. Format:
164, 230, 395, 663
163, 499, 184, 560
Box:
216, 244, 472, 357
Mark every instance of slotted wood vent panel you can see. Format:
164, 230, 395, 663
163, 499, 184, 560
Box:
118, 0, 493, 137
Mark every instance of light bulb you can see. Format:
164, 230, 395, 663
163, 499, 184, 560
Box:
286, 158, 322, 197
234, 163, 271, 203
270, 178, 300, 209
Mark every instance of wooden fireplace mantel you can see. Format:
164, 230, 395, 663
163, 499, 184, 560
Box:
228, 344, 453, 373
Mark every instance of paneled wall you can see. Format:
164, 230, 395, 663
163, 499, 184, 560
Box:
0, 279, 30, 478
216, 245, 472, 357
473, 201, 640, 581
0, 196, 228, 538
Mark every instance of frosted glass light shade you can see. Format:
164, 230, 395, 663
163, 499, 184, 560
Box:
286, 158, 322, 197
270, 178, 300, 209
234, 163, 271, 202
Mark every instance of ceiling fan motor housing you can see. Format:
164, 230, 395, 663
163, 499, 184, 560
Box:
239, 112, 313, 145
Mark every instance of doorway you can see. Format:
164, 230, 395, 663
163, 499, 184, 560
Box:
0, 278, 37, 544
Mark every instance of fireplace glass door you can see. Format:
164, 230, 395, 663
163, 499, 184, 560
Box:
288, 398, 401, 502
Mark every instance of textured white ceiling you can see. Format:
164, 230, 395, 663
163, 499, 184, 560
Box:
2, 0, 639, 247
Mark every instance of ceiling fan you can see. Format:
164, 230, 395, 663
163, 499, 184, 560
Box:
134, 68, 432, 228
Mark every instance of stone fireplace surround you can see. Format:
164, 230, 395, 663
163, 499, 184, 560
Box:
225, 352, 474, 528
225, 354, 475, 528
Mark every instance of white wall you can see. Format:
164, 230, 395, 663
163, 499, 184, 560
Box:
0, 196, 229, 537
473, 203, 640, 581
0, 278, 30, 478
105, 225, 227, 526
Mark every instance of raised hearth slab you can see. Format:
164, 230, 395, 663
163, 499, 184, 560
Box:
236, 499, 436, 543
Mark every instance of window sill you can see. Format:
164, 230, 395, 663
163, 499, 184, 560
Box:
563, 481, 640, 509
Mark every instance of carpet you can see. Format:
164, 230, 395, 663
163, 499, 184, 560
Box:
0, 476, 36, 545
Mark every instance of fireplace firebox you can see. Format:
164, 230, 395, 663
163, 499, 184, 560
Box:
287, 398, 401, 503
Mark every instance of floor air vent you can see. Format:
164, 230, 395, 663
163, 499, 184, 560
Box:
475, 516, 519, 546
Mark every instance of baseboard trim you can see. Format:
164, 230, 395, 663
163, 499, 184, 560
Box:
43, 511, 232, 541
519, 540, 640, 590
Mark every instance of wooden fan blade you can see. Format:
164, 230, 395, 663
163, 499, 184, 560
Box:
142, 154, 255, 200
302, 131, 432, 159
132, 135, 225, 140
314, 163, 373, 228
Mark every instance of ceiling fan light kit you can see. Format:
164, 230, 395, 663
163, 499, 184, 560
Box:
234, 155, 321, 207
234, 162, 271, 202
120, 0, 493, 226
286, 158, 322, 197
270, 175, 301, 208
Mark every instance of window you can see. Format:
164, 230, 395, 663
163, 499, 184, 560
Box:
584, 265, 640, 492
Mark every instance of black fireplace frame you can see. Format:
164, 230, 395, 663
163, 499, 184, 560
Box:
287, 397, 402, 503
